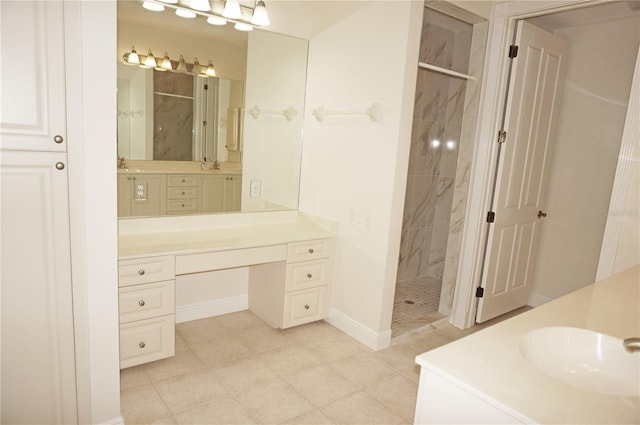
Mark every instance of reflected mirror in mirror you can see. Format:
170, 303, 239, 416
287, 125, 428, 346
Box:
116, 0, 308, 218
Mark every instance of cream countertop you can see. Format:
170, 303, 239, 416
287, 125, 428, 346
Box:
116, 159, 242, 175
118, 211, 336, 259
416, 266, 640, 424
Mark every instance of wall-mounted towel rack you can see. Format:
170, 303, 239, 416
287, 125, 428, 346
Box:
418, 62, 476, 81
312, 102, 382, 122
248, 106, 298, 121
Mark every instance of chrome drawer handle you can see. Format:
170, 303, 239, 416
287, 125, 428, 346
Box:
53, 135, 64, 144
138, 269, 145, 276
308, 248, 314, 254
307, 273, 312, 279
304, 304, 310, 310
138, 300, 146, 307
138, 341, 146, 349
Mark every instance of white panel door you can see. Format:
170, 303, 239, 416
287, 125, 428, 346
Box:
477, 21, 568, 322
1, 151, 78, 424
0, 1, 67, 152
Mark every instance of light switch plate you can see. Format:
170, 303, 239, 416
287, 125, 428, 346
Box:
250, 180, 261, 198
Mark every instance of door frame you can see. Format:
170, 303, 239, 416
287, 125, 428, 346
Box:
450, 0, 632, 329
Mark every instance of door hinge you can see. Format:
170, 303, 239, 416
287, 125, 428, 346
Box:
204, 84, 208, 90
475, 287, 485, 298
486, 211, 495, 223
498, 130, 507, 144
509, 45, 519, 58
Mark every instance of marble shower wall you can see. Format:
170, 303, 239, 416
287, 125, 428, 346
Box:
397, 9, 487, 316
154, 71, 195, 161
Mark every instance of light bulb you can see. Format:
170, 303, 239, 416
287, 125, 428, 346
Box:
125, 46, 140, 65
176, 55, 188, 72
144, 50, 157, 68
234, 22, 253, 31
250, 0, 270, 26
207, 16, 227, 25
175, 8, 196, 18
156, 0, 178, 3
161, 52, 172, 70
142, 1, 165, 12
222, 0, 242, 19
192, 58, 202, 74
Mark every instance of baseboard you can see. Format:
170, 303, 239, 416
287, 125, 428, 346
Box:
326, 308, 392, 351
528, 292, 552, 307
176, 295, 248, 323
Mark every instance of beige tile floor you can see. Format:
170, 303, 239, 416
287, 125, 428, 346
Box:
120, 307, 531, 424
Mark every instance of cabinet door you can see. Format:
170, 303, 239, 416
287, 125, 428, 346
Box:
117, 174, 133, 217
0, 1, 67, 152
129, 174, 167, 217
200, 175, 225, 213
1, 151, 78, 424
223, 174, 242, 212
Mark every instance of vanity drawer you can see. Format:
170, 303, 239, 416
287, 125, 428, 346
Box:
119, 255, 175, 287
119, 280, 175, 324
176, 244, 287, 275
168, 175, 199, 187
119, 315, 175, 369
282, 286, 329, 328
287, 239, 334, 263
167, 187, 198, 199
285, 258, 333, 292
167, 199, 198, 213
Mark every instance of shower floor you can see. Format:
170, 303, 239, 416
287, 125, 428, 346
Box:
392, 276, 446, 337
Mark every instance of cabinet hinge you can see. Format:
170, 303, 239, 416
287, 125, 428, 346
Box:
509, 45, 519, 58
498, 130, 507, 144
486, 211, 495, 223
475, 287, 485, 298
204, 84, 208, 90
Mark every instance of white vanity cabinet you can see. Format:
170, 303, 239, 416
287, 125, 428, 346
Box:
118, 255, 176, 369
118, 173, 167, 217
167, 174, 199, 215
249, 239, 334, 329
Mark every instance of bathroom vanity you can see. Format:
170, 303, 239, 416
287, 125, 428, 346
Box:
117, 211, 336, 368
414, 266, 640, 424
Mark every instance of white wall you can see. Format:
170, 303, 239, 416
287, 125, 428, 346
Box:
298, 1, 422, 348
529, 17, 640, 300
242, 30, 308, 211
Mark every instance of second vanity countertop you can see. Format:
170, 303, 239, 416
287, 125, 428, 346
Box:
118, 211, 336, 260
416, 266, 640, 424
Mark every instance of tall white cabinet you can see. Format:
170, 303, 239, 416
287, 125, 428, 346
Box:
0, 1, 78, 423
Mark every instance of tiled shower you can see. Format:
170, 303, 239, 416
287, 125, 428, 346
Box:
392, 6, 487, 337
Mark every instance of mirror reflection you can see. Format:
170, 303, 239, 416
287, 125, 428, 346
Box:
116, 1, 308, 218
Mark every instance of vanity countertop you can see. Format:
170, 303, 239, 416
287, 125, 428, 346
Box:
416, 265, 640, 424
118, 212, 336, 259
117, 168, 241, 175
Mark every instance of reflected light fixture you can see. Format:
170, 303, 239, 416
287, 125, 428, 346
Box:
222, 0, 242, 19
175, 8, 196, 18
431, 139, 441, 149
161, 52, 173, 70
192, 57, 202, 74
156, 0, 178, 3
446, 140, 456, 151
207, 15, 227, 25
176, 55, 188, 72
234, 22, 253, 31
124, 46, 140, 65
189, 0, 211, 12
142, 1, 165, 11
206, 60, 217, 76
250, 0, 270, 26
143, 49, 157, 68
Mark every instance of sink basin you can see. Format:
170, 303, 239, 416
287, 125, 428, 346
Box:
519, 327, 640, 396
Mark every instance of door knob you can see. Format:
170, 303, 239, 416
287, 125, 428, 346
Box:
537, 210, 547, 219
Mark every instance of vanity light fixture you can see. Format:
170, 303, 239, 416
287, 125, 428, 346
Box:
142, 49, 157, 68
234, 22, 253, 31
175, 8, 196, 18
250, 0, 269, 26
222, 0, 242, 19
207, 15, 227, 25
206, 60, 217, 76
122, 50, 217, 79
156, 0, 178, 3
161, 52, 173, 70
124, 46, 140, 65
142, 1, 165, 11
176, 55, 188, 72
193, 58, 203, 75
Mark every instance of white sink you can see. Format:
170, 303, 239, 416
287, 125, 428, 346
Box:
519, 327, 640, 396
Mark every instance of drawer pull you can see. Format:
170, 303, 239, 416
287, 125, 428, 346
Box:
138, 341, 146, 349
181, 179, 186, 182
138, 269, 145, 276
304, 304, 310, 310
308, 248, 314, 254
138, 300, 146, 307
307, 273, 312, 278
182, 191, 186, 195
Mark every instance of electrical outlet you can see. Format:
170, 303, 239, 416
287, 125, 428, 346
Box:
351, 206, 368, 231
250, 180, 261, 198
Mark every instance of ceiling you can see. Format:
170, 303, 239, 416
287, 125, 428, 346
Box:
528, 1, 640, 31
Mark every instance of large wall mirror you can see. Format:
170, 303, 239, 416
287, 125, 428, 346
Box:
117, 1, 308, 218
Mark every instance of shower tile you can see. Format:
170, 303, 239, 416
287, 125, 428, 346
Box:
422, 24, 454, 69
440, 123, 462, 178
397, 229, 409, 280
425, 223, 450, 279
154, 95, 193, 161
433, 177, 455, 227
421, 72, 448, 122
402, 176, 414, 230
452, 30, 473, 74
403, 227, 427, 280
445, 79, 467, 125
409, 174, 433, 229
154, 70, 193, 97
